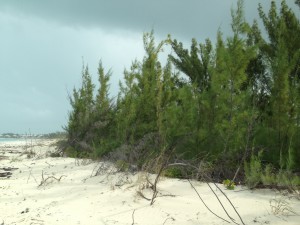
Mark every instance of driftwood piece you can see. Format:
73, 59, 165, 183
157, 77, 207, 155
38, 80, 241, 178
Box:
0, 171, 12, 178
0, 167, 19, 171
0, 155, 8, 160
0, 167, 18, 178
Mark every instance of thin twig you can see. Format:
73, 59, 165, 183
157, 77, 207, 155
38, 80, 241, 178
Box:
168, 162, 245, 224
213, 183, 246, 225
45, 162, 54, 167
38, 171, 66, 187
188, 179, 231, 224
27, 168, 32, 183
131, 209, 136, 225
146, 176, 154, 189
151, 164, 165, 205
26, 168, 38, 184
137, 191, 151, 201
206, 183, 238, 224
163, 217, 175, 225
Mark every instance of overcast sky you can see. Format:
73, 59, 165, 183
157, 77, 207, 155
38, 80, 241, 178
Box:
0, 0, 298, 134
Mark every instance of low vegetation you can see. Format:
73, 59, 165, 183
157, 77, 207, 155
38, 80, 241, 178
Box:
61, 0, 300, 190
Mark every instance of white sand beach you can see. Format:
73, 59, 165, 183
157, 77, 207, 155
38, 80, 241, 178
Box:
0, 140, 299, 225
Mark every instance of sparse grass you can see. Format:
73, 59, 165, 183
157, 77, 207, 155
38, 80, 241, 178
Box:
25, 150, 36, 159
270, 196, 299, 216
163, 167, 182, 178
261, 164, 276, 186
115, 160, 130, 172
49, 152, 61, 157
244, 152, 262, 188
10, 156, 22, 163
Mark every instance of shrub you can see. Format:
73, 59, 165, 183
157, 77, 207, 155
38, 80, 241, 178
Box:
244, 151, 262, 188
115, 160, 129, 172
276, 170, 300, 189
261, 164, 276, 186
49, 152, 61, 158
223, 179, 235, 190
163, 167, 183, 178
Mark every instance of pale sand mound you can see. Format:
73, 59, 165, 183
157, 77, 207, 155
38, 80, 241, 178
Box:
0, 140, 299, 225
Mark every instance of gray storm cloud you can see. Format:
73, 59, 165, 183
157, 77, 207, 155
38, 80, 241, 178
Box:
0, 0, 298, 134
0, 0, 264, 40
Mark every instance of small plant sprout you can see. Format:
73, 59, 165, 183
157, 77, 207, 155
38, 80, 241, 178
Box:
223, 179, 235, 190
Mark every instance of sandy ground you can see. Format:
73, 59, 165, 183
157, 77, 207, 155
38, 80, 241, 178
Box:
0, 140, 299, 225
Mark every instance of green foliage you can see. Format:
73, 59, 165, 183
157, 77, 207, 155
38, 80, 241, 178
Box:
65, 146, 87, 158
223, 179, 236, 190
276, 170, 300, 188
261, 164, 277, 186
244, 152, 262, 188
163, 167, 183, 178
63, 0, 300, 190
115, 160, 129, 172
169, 38, 213, 92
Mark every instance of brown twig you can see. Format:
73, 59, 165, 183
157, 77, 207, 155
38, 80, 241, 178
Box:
131, 209, 136, 225
213, 183, 246, 225
150, 163, 165, 205
206, 183, 238, 224
26, 168, 38, 184
137, 191, 151, 201
38, 170, 66, 187
166, 162, 245, 224
146, 176, 154, 190
188, 179, 231, 223
163, 217, 175, 225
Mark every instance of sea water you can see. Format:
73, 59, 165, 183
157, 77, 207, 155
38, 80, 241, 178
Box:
0, 138, 24, 143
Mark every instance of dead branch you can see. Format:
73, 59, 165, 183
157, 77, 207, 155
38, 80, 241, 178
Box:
150, 164, 165, 205
45, 162, 54, 167
27, 168, 38, 184
137, 191, 151, 201
131, 209, 136, 225
149, 145, 176, 205
146, 176, 154, 190
188, 179, 231, 224
38, 170, 66, 187
162, 217, 175, 225
166, 162, 245, 225
213, 183, 246, 225
206, 183, 238, 225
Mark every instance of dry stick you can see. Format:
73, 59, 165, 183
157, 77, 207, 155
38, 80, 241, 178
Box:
146, 176, 154, 189
170, 163, 245, 224
213, 183, 246, 225
131, 209, 136, 225
150, 145, 176, 205
27, 168, 32, 183
206, 183, 238, 225
38, 170, 66, 187
45, 162, 54, 167
163, 217, 175, 225
90, 162, 101, 177
137, 191, 151, 201
150, 147, 170, 205
188, 179, 231, 224
203, 173, 244, 225
26, 168, 38, 184
150, 164, 165, 205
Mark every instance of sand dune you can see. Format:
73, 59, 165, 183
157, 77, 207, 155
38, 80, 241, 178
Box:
0, 140, 299, 225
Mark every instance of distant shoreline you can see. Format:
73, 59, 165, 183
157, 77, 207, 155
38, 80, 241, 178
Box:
0, 137, 25, 142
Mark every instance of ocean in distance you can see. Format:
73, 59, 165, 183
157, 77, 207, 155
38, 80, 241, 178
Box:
0, 138, 24, 142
